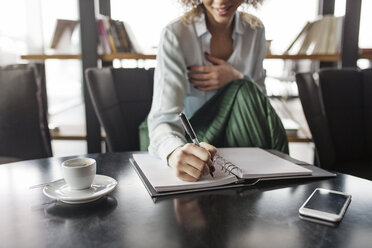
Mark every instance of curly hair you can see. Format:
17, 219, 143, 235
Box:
180, 0, 264, 26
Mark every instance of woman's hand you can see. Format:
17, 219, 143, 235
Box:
188, 53, 244, 91
168, 142, 217, 182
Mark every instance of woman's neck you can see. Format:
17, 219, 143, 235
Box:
205, 11, 235, 61
205, 11, 235, 36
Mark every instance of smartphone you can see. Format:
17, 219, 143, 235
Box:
299, 188, 351, 222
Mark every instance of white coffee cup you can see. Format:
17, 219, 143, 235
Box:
62, 158, 96, 190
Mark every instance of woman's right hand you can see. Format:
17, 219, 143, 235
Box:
168, 142, 217, 182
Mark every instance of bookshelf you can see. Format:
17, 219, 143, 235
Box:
360, 53, 372, 60
21, 54, 82, 60
265, 54, 340, 61
100, 53, 156, 61
21, 53, 156, 61
50, 124, 107, 141
22, 53, 343, 62
21, 0, 363, 153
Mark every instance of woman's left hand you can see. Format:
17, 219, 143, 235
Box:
187, 53, 244, 91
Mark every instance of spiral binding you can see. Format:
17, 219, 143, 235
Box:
213, 153, 242, 175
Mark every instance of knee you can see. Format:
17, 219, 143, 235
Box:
233, 79, 265, 100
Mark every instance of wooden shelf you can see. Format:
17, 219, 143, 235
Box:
265, 53, 340, 62
21, 53, 344, 62
360, 53, 372, 60
23, 53, 371, 62
21, 54, 82, 60
50, 124, 106, 141
288, 135, 312, 143
21, 53, 156, 61
100, 53, 156, 61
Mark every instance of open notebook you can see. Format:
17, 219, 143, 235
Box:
215, 148, 311, 179
130, 148, 333, 197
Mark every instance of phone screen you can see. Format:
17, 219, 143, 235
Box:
304, 189, 349, 214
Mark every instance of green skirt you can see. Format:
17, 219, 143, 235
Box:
139, 79, 289, 154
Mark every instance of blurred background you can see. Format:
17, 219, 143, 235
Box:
0, 0, 371, 162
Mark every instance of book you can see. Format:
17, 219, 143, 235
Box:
360, 48, 372, 54
285, 15, 344, 55
101, 16, 117, 53
313, 16, 331, 54
112, 20, 128, 52
118, 21, 133, 52
328, 16, 344, 54
122, 21, 142, 53
284, 21, 311, 55
96, 16, 141, 54
109, 19, 122, 52
131, 148, 336, 197
97, 19, 111, 54
50, 19, 79, 51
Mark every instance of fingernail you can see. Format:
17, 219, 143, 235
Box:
204, 52, 209, 56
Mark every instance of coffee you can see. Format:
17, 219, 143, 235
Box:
62, 158, 97, 190
64, 160, 92, 167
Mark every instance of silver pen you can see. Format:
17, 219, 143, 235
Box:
179, 112, 214, 178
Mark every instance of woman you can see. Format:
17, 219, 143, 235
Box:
145, 0, 288, 182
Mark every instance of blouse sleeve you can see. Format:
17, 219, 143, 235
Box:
252, 25, 267, 93
147, 27, 188, 161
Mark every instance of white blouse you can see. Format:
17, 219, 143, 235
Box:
147, 11, 266, 161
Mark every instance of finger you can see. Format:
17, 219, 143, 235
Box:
173, 144, 211, 174
179, 162, 204, 180
207, 159, 215, 173
200, 142, 217, 173
182, 143, 211, 162
182, 152, 207, 172
195, 85, 220, 91
183, 143, 213, 176
200, 142, 218, 158
188, 71, 213, 80
177, 171, 200, 182
189, 78, 215, 87
185, 153, 211, 177
176, 144, 211, 179
202, 163, 210, 176
205, 53, 225, 65
188, 65, 213, 73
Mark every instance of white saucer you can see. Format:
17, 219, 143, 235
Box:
43, 175, 118, 204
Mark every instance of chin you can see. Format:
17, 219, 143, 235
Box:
214, 16, 233, 24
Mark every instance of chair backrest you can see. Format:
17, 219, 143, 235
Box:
0, 63, 52, 160
363, 69, 372, 156
296, 68, 372, 170
318, 68, 365, 162
295, 72, 336, 168
85, 67, 154, 152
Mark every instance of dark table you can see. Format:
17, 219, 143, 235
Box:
1, 152, 372, 248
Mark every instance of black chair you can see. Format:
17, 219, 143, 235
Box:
0, 63, 52, 163
296, 68, 372, 180
85, 67, 154, 152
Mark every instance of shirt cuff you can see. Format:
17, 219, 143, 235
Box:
149, 135, 186, 162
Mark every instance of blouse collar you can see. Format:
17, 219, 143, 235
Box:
194, 11, 244, 37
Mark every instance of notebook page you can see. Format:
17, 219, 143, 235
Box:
132, 154, 238, 192
217, 148, 312, 179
